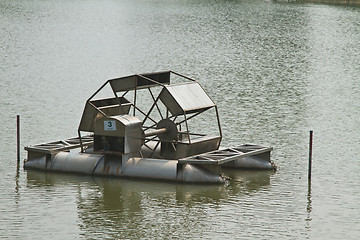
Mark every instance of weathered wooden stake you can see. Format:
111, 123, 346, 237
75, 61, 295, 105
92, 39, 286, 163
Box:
17, 115, 20, 168
308, 130, 313, 180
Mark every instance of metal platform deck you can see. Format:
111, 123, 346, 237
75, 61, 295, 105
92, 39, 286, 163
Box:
25, 135, 94, 154
178, 145, 272, 165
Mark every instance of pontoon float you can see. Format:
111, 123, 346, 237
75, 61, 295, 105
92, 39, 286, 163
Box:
24, 71, 275, 183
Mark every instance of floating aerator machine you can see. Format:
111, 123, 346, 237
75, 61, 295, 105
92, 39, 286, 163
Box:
24, 71, 275, 183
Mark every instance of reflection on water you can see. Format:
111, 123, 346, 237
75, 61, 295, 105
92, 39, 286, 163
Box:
14, 165, 21, 206
306, 181, 312, 225
26, 170, 272, 239
26, 170, 273, 204
224, 169, 272, 193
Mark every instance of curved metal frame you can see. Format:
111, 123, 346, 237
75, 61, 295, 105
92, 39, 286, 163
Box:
78, 71, 222, 154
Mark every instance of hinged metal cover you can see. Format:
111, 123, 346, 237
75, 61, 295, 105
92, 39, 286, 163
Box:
109, 71, 171, 92
159, 82, 215, 116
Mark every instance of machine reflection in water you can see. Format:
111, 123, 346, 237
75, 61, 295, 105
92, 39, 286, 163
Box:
26, 169, 273, 238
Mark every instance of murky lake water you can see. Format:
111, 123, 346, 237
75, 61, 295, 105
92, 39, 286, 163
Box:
1, 0, 360, 239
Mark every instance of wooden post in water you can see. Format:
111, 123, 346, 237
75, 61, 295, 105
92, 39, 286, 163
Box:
17, 115, 20, 168
308, 130, 313, 180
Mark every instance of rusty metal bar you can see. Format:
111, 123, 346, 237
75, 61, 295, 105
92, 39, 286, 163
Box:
133, 104, 157, 124
112, 89, 126, 115
170, 71, 197, 82
148, 88, 164, 120
142, 93, 162, 125
88, 80, 110, 101
137, 74, 167, 87
144, 135, 158, 144
176, 110, 205, 126
183, 112, 191, 144
17, 115, 20, 166
89, 101, 108, 117
78, 130, 84, 152
215, 106, 222, 141
144, 128, 167, 137
149, 141, 161, 158
171, 115, 178, 122
308, 130, 313, 180
133, 78, 137, 116
121, 90, 129, 97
